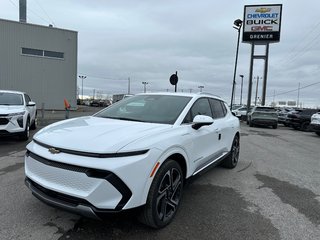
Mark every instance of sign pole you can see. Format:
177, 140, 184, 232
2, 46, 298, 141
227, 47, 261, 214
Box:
261, 43, 269, 106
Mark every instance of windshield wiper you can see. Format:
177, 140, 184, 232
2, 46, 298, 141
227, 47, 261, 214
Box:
101, 116, 146, 122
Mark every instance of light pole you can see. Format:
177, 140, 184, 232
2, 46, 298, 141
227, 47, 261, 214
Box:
142, 81, 148, 93
230, 19, 242, 109
128, 77, 131, 95
254, 76, 260, 106
78, 75, 87, 101
239, 74, 244, 105
198, 86, 204, 92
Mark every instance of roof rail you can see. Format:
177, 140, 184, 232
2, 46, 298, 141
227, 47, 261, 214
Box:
198, 92, 222, 98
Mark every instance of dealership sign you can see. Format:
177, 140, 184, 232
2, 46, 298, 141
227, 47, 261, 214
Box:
243, 4, 282, 43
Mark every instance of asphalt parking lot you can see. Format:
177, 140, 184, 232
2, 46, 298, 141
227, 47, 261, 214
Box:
0, 121, 319, 240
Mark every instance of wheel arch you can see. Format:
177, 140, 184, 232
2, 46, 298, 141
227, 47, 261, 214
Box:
140, 146, 189, 206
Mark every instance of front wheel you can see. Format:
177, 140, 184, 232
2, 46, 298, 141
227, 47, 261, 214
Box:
316, 132, 320, 136
222, 135, 240, 169
139, 160, 183, 228
20, 119, 30, 141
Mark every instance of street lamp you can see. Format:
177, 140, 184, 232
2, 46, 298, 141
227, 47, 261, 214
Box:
78, 75, 87, 101
142, 81, 148, 93
230, 18, 242, 109
239, 74, 244, 105
198, 86, 204, 92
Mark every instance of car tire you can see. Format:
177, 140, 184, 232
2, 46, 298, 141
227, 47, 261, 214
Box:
30, 114, 37, 130
272, 124, 278, 129
316, 132, 320, 136
222, 135, 240, 169
20, 119, 30, 141
139, 160, 183, 229
300, 122, 310, 131
249, 121, 254, 127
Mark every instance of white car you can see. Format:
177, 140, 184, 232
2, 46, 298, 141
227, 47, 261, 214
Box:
25, 93, 240, 228
233, 106, 252, 119
310, 112, 320, 136
0, 90, 37, 140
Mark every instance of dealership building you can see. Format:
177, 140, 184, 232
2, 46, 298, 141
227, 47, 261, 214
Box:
0, 18, 77, 110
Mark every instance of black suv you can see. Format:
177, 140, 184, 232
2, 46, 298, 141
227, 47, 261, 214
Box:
286, 109, 320, 131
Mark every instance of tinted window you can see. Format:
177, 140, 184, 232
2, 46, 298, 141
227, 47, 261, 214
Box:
44, 50, 64, 59
209, 98, 226, 119
183, 98, 212, 123
95, 95, 191, 124
22, 48, 43, 56
0, 92, 23, 105
24, 94, 31, 104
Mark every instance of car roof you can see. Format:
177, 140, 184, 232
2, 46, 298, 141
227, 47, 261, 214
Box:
0, 89, 25, 95
136, 92, 225, 102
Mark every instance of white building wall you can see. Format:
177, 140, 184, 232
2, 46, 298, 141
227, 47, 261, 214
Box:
0, 19, 77, 110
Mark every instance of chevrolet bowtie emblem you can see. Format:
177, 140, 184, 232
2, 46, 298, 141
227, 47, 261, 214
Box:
48, 148, 60, 154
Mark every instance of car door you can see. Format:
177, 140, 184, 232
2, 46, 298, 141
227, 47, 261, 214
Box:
182, 98, 221, 173
209, 98, 232, 153
24, 94, 36, 121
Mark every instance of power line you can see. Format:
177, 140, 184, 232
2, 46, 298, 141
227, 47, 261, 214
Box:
78, 73, 128, 81
32, 0, 55, 26
266, 81, 320, 98
13, 0, 52, 24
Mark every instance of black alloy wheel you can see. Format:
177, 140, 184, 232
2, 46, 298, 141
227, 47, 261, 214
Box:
222, 135, 240, 169
139, 160, 183, 228
20, 119, 30, 141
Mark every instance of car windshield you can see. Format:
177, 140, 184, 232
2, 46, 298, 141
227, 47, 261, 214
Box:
94, 94, 192, 124
0, 92, 23, 105
255, 107, 276, 112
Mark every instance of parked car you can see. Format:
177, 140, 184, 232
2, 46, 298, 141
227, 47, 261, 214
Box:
277, 107, 294, 125
25, 93, 240, 228
233, 106, 252, 120
247, 106, 278, 129
310, 112, 320, 136
286, 109, 320, 131
0, 90, 37, 140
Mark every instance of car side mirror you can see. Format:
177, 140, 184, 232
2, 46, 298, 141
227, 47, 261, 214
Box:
27, 101, 36, 107
192, 115, 214, 130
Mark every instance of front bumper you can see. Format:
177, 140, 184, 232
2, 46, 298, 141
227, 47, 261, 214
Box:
0, 114, 26, 135
25, 141, 160, 217
310, 123, 320, 132
251, 119, 278, 126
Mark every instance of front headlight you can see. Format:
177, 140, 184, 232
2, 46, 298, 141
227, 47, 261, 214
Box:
8, 111, 25, 117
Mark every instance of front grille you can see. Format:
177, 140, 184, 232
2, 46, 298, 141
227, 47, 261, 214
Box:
0, 118, 9, 125
27, 177, 90, 207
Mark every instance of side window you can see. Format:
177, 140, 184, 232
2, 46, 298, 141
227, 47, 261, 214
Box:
209, 98, 226, 119
24, 94, 31, 104
220, 101, 228, 116
183, 98, 213, 123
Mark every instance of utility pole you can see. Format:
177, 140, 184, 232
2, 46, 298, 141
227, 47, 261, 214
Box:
297, 82, 301, 108
128, 77, 131, 95
189, 89, 192, 93
254, 76, 260, 106
78, 75, 87, 101
239, 75, 244, 105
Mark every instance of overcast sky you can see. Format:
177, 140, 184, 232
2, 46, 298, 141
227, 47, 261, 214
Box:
1, 0, 319, 107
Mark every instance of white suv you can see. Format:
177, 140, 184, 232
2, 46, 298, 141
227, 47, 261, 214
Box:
0, 90, 37, 140
310, 112, 320, 136
25, 93, 240, 228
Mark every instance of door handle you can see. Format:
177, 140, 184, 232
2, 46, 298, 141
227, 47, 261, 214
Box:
215, 128, 221, 132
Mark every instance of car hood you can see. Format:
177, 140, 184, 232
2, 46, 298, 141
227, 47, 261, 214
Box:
33, 116, 172, 153
0, 105, 25, 114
